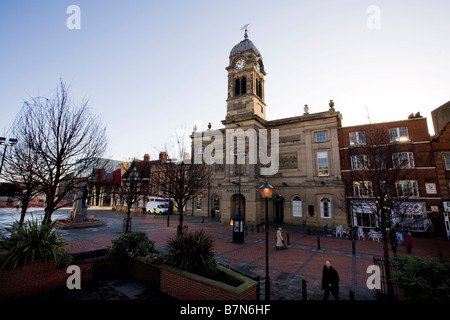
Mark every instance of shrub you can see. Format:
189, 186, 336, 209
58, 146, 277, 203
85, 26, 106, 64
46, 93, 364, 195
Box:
0, 217, 71, 269
165, 229, 216, 276
108, 232, 155, 258
392, 254, 450, 300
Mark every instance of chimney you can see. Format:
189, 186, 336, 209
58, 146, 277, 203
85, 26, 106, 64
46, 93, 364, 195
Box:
144, 153, 150, 162
159, 151, 168, 163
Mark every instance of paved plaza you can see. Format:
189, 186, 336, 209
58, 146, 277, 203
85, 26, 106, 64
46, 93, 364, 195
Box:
49, 208, 450, 301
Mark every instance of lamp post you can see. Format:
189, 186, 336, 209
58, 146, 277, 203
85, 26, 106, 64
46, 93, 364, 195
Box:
259, 182, 273, 301
231, 151, 246, 244
232, 176, 245, 244
0, 137, 18, 177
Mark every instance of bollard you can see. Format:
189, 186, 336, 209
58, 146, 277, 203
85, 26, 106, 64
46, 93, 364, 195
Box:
287, 232, 290, 245
257, 224, 260, 232
349, 290, 355, 300
245, 225, 248, 235
317, 236, 321, 250
352, 240, 356, 255
302, 279, 307, 300
307, 226, 311, 235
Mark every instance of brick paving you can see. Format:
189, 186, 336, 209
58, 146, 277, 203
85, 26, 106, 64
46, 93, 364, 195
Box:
57, 208, 450, 300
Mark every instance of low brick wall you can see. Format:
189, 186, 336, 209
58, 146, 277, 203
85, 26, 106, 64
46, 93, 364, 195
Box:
158, 264, 258, 300
0, 260, 94, 300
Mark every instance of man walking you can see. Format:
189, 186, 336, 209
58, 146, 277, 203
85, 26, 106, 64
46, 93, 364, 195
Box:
321, 260, 340, 300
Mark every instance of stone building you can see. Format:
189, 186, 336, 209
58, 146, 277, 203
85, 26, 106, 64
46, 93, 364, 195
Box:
190, 32, 346, 229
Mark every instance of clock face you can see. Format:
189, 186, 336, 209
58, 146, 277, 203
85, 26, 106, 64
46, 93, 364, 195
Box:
235, 59, 245, 70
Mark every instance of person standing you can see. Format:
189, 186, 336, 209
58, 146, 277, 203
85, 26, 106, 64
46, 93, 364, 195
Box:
389, 230, 398, 255
405, 232, 413, 254
276, 227, 286, 250
321, 260, 340, 300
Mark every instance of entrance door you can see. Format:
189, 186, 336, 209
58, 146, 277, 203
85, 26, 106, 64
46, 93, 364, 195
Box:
273, 196, 284, 223
444, 212, 450, 240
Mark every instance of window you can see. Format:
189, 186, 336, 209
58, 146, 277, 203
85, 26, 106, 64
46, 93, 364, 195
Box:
396, 180, 419, 197
195, 195, 202, 210
350, 154, 369, 169
375, 153, 386, 168
234, 78, 240, 96
256, 79, 263, 99
212, 195, 220, 211
444, 155, 450, 170
351, 201, 377, 228
389, 127, 409, 142
234, 77, 247, 96
393, 152, 415, 168
349, 131, 366, 145
241, 76, 247, 94
315, 132, 327, 142
292, 196, 302, 217
353, 181, 373, 197
320, 197, 331, 218
317, 152, 329, 176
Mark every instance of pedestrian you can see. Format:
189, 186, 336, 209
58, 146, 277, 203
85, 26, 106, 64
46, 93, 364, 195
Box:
389, 230, 398, 255
321, 260, 340, 300
405, 232, 413, 254
276, 227, 286, 250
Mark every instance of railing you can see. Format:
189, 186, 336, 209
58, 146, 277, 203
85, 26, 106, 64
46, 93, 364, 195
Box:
372, 256, 401, 300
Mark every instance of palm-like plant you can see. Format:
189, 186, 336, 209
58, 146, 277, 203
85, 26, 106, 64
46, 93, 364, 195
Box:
165, 229, 216, 276
0, 216, 70, 269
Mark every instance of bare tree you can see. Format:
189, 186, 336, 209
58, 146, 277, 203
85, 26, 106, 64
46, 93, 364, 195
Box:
156, 131, 211, 234
344, 123, 417, 299
13, 80, 107, 225
118, 160, 151, 232
1, 137, 42, 227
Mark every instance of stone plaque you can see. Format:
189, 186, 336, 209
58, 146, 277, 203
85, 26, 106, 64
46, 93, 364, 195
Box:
279, 152, 298, 169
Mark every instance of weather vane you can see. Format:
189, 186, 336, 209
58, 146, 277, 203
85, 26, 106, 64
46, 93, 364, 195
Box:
241, 24, 250, 39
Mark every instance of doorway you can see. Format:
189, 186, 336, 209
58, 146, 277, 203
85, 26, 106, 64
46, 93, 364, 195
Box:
273, 195, 284, 223
231, 194, 246, 218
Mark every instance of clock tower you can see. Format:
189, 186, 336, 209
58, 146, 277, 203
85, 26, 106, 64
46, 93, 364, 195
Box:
225, 30, 266, 123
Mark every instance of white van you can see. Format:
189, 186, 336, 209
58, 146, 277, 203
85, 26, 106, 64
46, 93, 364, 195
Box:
146, 200, 169, 215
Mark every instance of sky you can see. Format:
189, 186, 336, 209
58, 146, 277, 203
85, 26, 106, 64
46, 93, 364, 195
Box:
0, 0, 449, 162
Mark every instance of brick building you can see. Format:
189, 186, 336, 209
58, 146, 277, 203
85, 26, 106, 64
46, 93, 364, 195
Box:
339, 115, 443, 236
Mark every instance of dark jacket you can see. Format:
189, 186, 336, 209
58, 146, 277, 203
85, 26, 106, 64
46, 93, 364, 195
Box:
321, 265, 340, 292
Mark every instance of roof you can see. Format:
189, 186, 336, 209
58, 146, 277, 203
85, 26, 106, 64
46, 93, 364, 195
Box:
230, 38, 261, 57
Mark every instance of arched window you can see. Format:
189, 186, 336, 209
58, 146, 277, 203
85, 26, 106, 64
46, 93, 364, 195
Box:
241, 77, 247, 94
212, 195, 220, 211
256, 79, 262, 99
320, 197, 331, 218
292, 196, 302, 217
234, 78, 240, 96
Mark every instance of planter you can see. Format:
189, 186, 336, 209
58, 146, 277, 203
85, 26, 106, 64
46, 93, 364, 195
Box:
54, 219, 106, 229
131, 257, 259, 300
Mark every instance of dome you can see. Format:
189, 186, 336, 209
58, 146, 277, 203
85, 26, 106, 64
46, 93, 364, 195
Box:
230, 37, 261, 57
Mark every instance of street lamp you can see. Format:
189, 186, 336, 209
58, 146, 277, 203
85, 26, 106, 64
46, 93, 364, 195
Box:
231, 151, 246, 244
259, 182, 273, 301
0, 137, 18, 177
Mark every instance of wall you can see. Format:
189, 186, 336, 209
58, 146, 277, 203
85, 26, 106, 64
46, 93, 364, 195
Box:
0, 260, 94, 299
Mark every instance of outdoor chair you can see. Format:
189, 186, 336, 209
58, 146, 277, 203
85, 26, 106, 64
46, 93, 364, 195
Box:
336, 225, 344, 237
357, 227, 365, 240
